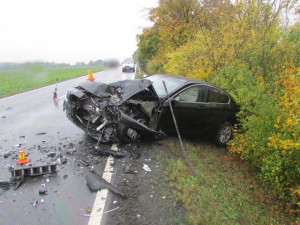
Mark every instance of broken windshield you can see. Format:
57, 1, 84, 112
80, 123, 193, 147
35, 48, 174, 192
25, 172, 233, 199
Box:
146, 76, 182, 97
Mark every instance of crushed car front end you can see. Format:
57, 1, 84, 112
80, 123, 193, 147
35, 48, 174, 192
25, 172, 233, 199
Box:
63, 79, 166, 144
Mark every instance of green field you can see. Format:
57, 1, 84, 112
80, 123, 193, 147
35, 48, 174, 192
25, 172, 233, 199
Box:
0, 65, 104, 97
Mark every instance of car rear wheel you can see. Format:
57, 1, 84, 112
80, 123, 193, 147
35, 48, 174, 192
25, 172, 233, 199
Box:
215, 122, 232, 146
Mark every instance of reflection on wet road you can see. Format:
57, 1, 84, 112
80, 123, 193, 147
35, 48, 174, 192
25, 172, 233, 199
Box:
0, 68, 135, 225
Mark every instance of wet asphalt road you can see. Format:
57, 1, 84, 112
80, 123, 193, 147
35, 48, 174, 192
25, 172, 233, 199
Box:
0, 68, 135, 225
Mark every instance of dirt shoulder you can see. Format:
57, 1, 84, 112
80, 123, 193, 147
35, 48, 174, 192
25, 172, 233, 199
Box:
105, 140, 186, 225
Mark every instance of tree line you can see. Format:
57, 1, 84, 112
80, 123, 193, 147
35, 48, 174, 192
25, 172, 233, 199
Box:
136, 0, 300, 213
0, 59, 105, 70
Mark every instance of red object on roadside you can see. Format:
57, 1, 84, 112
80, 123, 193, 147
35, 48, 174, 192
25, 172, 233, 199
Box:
53, 78, 58, 101
53, 89, 57, 101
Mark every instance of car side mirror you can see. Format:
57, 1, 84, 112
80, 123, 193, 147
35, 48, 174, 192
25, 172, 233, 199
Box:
171, 96, 181, 105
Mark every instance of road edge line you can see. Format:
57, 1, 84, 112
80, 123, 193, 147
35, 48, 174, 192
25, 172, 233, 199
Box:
88, 144, 118, 225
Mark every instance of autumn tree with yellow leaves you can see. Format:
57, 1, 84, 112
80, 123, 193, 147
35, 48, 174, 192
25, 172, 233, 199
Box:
137, 0, 300, 212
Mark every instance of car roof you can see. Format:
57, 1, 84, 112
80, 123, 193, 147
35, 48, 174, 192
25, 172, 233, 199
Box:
144, 74, 232, 97
145, 74, 208, 85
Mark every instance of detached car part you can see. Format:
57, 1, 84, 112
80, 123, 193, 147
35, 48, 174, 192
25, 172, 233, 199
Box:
86, 173, 126, 198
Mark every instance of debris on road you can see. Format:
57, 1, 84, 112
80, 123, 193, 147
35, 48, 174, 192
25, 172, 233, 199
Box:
134, 178, 143, 187
142, 164, 151, 172
123, 165, 135, 174
7, 164, 14, 171
3, 151, 13, 159
104, 206, 119, 214
86, 207, 92, 213
66, 149, 76, 155
32, 200, 38, 208
94, 149, 125, 158
130, 146, 140, 159
39, 189, 47, 195
86, 173, 126, 198
35, 132, 46, 136
47, 152, 56, 158
58, 156, 67, 164
11, 163, 58, 177
42, 174, 54, 179
12, 177, 24, 190
79, 159, 90, 167
0, 180, 10, 190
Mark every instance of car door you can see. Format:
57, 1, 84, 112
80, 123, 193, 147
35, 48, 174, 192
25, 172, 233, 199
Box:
173, 85, 209, 130
205, 86, 231, 130
158, 85, 208, 133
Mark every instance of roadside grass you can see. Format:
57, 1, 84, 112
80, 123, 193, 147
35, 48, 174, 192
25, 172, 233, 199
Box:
0, 65, 104, 97
161, 137, 295, 224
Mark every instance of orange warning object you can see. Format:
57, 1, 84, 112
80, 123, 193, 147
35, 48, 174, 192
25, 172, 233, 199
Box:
87, 70, 95, 81
17, 148, 29, 164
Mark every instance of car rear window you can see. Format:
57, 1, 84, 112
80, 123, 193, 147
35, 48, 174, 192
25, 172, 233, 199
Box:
124, 60, 134, 64
208, 87, 229, 103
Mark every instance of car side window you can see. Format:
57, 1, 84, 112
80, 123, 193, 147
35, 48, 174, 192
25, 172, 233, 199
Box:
178, 86, 199, 102
208, 87, 229, 103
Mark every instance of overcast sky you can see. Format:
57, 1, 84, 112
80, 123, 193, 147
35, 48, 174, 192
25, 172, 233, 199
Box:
0, 0, 158, 64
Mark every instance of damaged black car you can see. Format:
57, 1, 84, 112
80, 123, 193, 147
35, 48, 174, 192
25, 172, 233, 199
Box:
63, 74, 238, 146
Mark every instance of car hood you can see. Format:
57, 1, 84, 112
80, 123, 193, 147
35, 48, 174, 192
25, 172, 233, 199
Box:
76, 79, 154, 104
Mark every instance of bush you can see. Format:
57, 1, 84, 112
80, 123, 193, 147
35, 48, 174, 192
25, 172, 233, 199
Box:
211, 63, 300, 211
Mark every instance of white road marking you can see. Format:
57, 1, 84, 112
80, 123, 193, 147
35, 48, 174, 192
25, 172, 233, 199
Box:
57, 95, 65, 100
88, 144, 118, 225
0, 84, 56, 101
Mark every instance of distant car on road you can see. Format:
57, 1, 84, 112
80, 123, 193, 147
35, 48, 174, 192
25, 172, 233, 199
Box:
64, 74, 238, 146
104, 59, 119, 68
121, 59, 135, 72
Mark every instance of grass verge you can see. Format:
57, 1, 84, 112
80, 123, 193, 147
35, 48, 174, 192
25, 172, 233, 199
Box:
161, 137, 296, 224
0, 65, 104, 97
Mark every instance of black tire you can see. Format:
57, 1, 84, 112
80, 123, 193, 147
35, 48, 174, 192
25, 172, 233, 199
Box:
215, 122, 233, 146
117, 113, 148, 144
